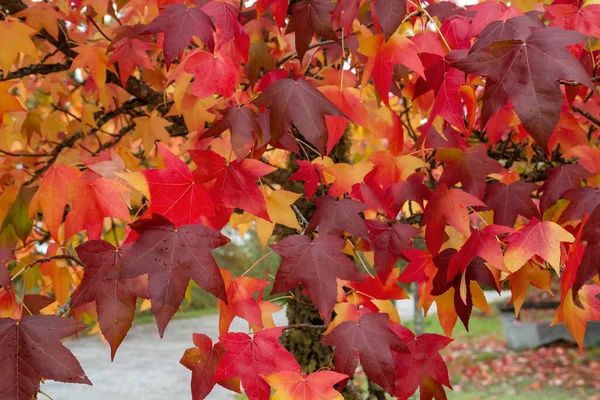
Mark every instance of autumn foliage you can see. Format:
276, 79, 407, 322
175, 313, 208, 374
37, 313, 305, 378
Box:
1, 0, 600, 399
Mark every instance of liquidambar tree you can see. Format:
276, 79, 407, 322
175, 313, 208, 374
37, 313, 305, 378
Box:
1, 0, 600, 399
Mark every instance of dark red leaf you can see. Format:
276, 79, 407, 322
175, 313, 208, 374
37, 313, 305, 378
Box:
305, 195, 368, 239
215, 327, 300, 400
254, 78, 345, 154
142, 3, 215, 68
270, 234, 363, 322
483, 181, 539, 226
321, 312, 408, 393
114, 214, 228, 337
0, 315, 91, 399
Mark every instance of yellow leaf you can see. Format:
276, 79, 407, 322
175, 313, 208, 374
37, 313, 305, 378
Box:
16, 3, 65, 39
133, 114, 171, 152
70, 44, 108, 89
0, 18, 38, 76
265, 189, 302, 230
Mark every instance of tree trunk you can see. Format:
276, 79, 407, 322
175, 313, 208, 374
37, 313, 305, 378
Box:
271, 130, 355, 396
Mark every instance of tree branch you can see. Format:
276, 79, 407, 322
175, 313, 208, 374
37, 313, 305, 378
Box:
573, 106, 600, 127
1, 63, 70, 81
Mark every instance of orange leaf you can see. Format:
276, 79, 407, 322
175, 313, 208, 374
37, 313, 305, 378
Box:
264, 370, 348, 400
504, 218, 574, 273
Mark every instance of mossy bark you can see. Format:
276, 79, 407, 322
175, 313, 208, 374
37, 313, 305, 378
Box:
271, 130, 359, 398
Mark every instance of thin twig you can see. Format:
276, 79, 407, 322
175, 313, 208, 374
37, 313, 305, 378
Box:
283, 324, 327, 331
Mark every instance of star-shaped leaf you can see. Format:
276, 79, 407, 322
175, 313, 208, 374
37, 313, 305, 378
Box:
504, 218, 575, 273
107, 37, 154, 87
200, 106, 263, 158
286, 0, 338, 62
447, 225, 515, 279
559, 186, 600, 224
0, 315, 91, 399
371, 0, 406, 38
264, 370, 348, 400
305, 195, 368, 239
71, 240, 138, 360
453, 17, 594, 151
365, 219, 420, 281
290, 160, 323, 199
180, 333, 236, 400
270, 234, 363, 322
215, 327, 300, 400
321, 312, 408, 393
114, 214, 229, 337
539, 164, 592, 213
431, 249, 499, 331
142, 3, 215, 68
254, 78, 345, 154
423, 184, 485, 255
390, 324, 452, 400
132, 114, 170, 153
483, 181, 539, 227
184, 50, 239, 99
143, 144, 215, 227
217, 268, 268, 335
190, 149, 275, 220
65, 170, 130, 240
435, 144, 504, 198
359, 33, 424, 105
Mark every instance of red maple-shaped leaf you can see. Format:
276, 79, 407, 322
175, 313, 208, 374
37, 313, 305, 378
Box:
332, 0, 361, 33
504, 218, 575, 273
435, 144, 504, 198
360, 33, 424, 105
184, 50, 238, 99
180, 333, 234, 400
453, 16, 593, 151
399, 249, 437, 284
350, 169, 395, 217
200, 106, 262, 158
270, 234, 363, 322
65, 170, 130, 240
215, 327, 300, 400
143, 144, 215, 227
305, 195, 368, 239
371, 0, 406, 38
423, 184, 485, 255
447, 225, 514, 279
0, 315, 91, 399
114, 214, 228, 337
431, 249, 499, 329
107, 37, 154, 87
321, 312, 408, 393
217, 268, 267, 335
286, 0, 337, 62
390, 324, 452, 400
387, 173, 432, 215
290, 160, 323, 199
190, 149, 275, 220
414, 54, 467, 133
483, 181, 539, 226
142, 3, 215, 68
558, 186, 600, 224
264, 370, 347, 400
365, 219, 419, 280
71, 240, 139, 360
539, 164, 592, 213
546, 0, 600, 38
254, 78, 345, 154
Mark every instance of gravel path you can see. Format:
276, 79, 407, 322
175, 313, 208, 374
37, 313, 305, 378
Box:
42, 291, 510, 399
